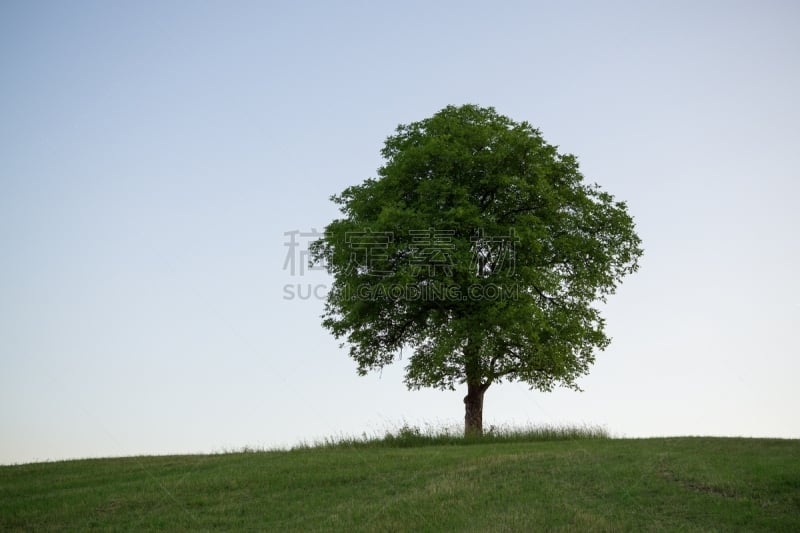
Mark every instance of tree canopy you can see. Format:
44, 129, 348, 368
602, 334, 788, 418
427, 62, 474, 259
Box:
311, 104, 642, 435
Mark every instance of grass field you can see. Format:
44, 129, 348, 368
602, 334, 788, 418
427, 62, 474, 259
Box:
1, 428, 798, 531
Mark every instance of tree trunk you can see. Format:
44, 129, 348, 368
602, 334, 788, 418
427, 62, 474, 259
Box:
462, 333, 489, 437
464, 383, 489, 437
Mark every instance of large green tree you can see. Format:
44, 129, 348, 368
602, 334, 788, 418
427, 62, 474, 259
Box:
311, 105, 642, 436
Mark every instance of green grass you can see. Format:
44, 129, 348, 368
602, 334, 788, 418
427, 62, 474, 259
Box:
1, 428, 798, 531
294, 422, 611, 449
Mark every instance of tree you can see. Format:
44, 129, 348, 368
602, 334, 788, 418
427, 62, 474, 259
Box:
311, 105, 642, 436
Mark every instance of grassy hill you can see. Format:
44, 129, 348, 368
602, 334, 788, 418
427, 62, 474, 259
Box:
1, 431, 798, 531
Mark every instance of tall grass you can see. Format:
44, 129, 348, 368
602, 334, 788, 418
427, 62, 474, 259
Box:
292, 422, 609, 450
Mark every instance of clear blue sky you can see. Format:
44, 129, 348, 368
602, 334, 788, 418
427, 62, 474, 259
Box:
1, 1, 798, 465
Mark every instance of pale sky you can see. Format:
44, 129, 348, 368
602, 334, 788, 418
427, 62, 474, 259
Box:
1, 1, 798, 465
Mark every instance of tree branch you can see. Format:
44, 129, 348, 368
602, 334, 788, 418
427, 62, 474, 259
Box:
496, 203, 542, 223
532, 284, 558, 303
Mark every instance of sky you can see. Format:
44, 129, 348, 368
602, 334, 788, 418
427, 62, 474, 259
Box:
1, 1, 798, 465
